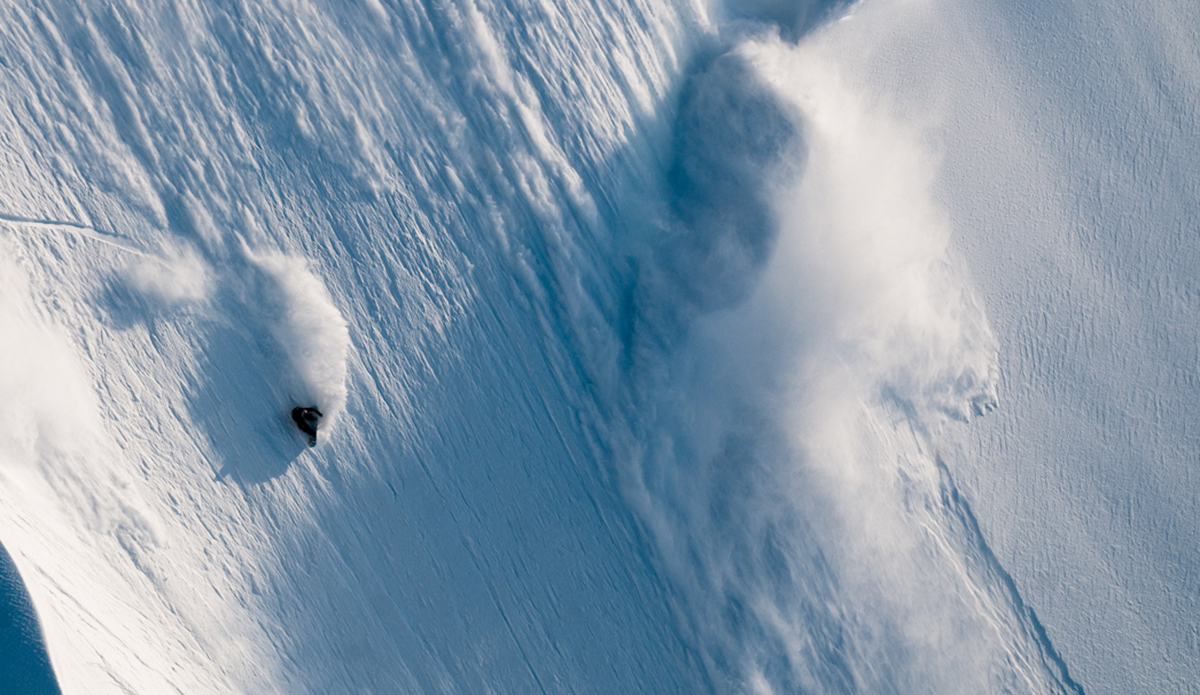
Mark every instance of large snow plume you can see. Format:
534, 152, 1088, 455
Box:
613, 10, 1075, 692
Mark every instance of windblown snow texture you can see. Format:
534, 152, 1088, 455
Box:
0, 0, 1196, 693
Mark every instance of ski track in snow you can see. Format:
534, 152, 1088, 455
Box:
0, 0, 1195, 693
0, 212, 146, 255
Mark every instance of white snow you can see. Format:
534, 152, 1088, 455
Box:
124, 243, 212, 306
0, 0, 1196, 693
242, 247, 350, 433
811, 1, 1200, 691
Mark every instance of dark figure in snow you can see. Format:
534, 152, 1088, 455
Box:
292, 407, 322, 446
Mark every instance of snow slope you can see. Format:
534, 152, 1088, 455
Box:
0, 0, 1193, 693
816, 2, 1200, 692
0, 1, 703, 691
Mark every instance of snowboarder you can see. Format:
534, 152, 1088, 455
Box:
292, 406, 323, 447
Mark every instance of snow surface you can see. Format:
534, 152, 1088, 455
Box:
830, 2, 1200, 692
0, 0, 1195, 693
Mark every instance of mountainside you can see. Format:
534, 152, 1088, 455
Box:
0, 1, 1195, 693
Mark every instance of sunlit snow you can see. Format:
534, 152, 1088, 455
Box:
1, 0, 1196, 693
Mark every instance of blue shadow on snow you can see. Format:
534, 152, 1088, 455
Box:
0, 542, 61, 695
